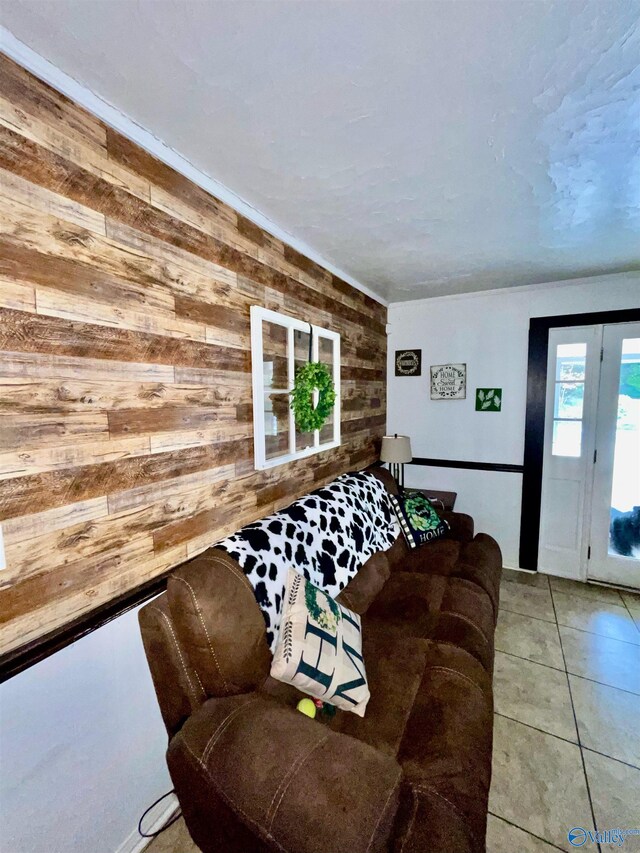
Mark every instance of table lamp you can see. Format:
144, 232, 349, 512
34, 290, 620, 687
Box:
380, 434, 412, 489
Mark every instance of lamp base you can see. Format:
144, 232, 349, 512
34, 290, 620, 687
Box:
389, 462, 405, 490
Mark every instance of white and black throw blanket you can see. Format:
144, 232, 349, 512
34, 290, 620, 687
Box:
215, 471, 399, 650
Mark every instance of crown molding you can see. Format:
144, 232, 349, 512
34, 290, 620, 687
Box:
388, 269, 640, 310
0, 26, 387, 307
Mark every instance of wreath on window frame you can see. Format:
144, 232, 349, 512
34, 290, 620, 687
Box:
290, 361, 337, 433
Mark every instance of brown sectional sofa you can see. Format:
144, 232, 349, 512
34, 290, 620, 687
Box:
140, 466, 502, 853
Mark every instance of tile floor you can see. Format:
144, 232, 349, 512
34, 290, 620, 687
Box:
489, 570, 640, 852
147, 570, 640, 853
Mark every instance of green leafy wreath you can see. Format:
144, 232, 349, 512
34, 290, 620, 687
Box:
290, 362, 337, 433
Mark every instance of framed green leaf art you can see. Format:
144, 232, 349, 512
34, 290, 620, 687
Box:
475, 388, 502, 411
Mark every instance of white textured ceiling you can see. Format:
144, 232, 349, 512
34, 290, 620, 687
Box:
1, 1, 639, 302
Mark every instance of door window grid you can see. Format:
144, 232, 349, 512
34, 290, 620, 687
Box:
552, 343, 587, 457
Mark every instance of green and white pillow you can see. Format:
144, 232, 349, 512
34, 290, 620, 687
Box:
271, 568, 370, 717
389, 491, 449, 549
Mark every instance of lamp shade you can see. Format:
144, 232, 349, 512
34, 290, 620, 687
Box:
380, 434, 412, 464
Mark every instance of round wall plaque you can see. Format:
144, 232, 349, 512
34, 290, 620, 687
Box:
395, 349, 422, 376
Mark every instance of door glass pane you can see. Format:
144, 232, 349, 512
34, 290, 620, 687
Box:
554, 383, 584, 419
552, 420, 582, 457
551, 343, 585, 457
609, 338, 640, 558
555, 343, 587, 381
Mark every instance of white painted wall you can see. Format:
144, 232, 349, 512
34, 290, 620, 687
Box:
387, 273, 640, 568
0, 603, 173, 853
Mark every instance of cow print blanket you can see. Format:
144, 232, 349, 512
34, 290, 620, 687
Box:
215, 471, 399, 649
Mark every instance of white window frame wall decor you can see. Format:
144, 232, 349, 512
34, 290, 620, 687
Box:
250, 306, 341, 470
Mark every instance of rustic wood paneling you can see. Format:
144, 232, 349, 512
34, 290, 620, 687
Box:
0, 54, 387, 656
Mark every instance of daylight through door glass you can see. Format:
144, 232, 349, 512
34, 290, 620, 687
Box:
552, 343, 587, 457
609, 338, 640, 558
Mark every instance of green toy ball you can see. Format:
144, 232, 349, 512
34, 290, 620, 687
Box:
296, 698, 317, 718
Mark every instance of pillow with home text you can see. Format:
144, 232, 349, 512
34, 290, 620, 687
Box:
271, 568, 370, 717
389, 491, 449, 549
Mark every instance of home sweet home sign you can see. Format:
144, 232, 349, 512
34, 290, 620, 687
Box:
430, 363, 466, 400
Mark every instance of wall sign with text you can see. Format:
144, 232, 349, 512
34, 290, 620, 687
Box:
430, 363, 466, 399
395, 349, 422, 376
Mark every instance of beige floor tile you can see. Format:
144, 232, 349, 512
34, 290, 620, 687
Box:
486, 814, 561, 852
145, 816, 199, 853
583, 750, 640, 851
622, 592, 640, 630
551, 591, 640, 645
621, 589, 640, 609
500, 580, 556, 623
560, 625, 640, 695
489, 715, 592, 851
569, 675, 640, 767
502, 569, 550, 590
493, 652, 577, 741
548, 576, 625, 606
495, 609, 565, 669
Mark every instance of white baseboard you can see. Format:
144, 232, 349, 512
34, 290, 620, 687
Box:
502, 564, 535, 574
115, 794, 180, 853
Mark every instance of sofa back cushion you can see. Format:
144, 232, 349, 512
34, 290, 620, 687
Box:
336, 552, 391, 614
168, 549, 272, 699
386, 532, 410, 571
139, 593, 205, 737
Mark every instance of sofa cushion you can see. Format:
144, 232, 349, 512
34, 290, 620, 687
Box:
435, 578, 495, 672
365, 572, 495, 672
397, 642, 493, 850
271, 569, 369, 716
440, 510, 475, 543
168, 692, 402, 853
396, 532, 502, 626
386, 532, 410, 571
402, 538, 462, 575
336, 551, 391, 614
457, 533, 503, 621
139, 593, 206, 737
168, 550, 272, 700
331, 631, 432, 756
367, 572, 447, 623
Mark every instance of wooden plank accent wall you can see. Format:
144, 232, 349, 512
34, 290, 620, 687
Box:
0, 55, 387, 657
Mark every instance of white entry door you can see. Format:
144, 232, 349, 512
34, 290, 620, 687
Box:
588, 324, 640, 588
538, 326, 600, 579
538, 322, 640, 590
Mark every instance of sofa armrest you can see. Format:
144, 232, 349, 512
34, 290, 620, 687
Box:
441, 510, 474, 542
168, 692, 402, 853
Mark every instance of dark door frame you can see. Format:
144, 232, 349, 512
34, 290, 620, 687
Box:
519, 307, 640, 571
